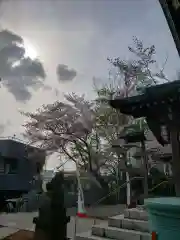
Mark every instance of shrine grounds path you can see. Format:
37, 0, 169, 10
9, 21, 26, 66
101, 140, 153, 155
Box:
0, 204, 125, 238
0, 212, 106, 239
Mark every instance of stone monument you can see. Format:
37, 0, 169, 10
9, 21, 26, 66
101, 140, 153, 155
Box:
33, 171, 70, 240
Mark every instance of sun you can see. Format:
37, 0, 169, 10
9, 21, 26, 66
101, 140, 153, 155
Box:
23, 39, 38, 60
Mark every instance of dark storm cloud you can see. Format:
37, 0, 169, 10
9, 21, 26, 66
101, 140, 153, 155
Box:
0, 30, 23, 47
56, 64, 77, 82
0, 30, 46, 102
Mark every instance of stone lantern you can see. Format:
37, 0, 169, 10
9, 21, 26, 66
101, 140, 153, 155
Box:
119, 129, 149, 198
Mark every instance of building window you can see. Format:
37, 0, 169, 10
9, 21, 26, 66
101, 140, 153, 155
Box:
4, 158, 18, 174
0, 158, 4, 173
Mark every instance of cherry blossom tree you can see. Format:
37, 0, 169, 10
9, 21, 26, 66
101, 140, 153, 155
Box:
22, 38, 169, 196
22, 93, 110, 188
22, 93, 94, 157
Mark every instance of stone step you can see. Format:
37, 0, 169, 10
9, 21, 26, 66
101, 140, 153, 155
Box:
108, 215, 149, 233
92, 224, 151, 240
76, 231, 111, 240
124, 208, 148, 221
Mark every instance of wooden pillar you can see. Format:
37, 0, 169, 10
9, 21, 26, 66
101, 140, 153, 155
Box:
159, 0, 180, 57
170, 126, 180, 196
141, 140, 149, 198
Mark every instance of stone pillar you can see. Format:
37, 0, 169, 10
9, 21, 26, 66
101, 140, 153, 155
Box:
145, 197, 180, 240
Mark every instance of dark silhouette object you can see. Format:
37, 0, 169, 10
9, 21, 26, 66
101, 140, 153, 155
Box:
50, 172, 70, 240
33, 182, 51, 240
33, 172, 70, 240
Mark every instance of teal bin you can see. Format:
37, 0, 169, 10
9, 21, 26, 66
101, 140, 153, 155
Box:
145, 198, 180, 240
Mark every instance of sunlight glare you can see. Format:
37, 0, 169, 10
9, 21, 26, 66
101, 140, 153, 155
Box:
23, 39, 38, 60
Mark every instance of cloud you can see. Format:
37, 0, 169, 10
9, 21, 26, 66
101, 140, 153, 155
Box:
0, 30, 23, 48
56, 64, 77, 81
0, 124, 6, 134
0, 29, 46, 102
0, 120, 11, 136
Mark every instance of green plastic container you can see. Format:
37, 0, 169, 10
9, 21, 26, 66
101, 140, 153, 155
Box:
145, 198, 180, 240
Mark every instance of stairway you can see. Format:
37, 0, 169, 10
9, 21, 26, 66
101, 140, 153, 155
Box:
76, 208, 151, 240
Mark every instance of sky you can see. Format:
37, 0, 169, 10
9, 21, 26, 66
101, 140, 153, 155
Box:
0, 0, 179, 170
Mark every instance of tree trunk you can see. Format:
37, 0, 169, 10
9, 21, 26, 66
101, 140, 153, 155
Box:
170, 127, 180, 197
89, 158, 93, 172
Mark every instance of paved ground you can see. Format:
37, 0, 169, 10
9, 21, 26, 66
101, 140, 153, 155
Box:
0, 205, 125, 238
0, 212, 107, 239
